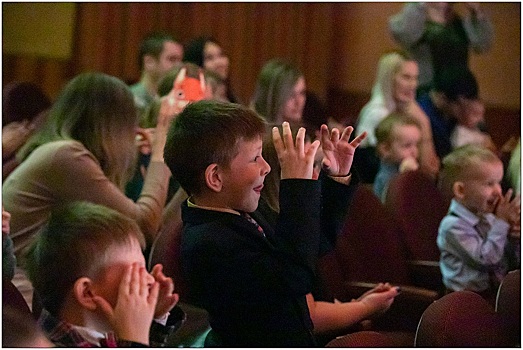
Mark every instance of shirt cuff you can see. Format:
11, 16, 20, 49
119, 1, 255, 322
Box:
154, 312, 169, 326
328, 173, 352, 185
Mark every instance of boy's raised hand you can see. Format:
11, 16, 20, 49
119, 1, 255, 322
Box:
320, 124, 367, 177
93, 263, 159, 345
151, 264, 180, 319
272, 122, 320, 180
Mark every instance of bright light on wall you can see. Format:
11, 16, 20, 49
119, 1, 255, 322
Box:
3, 3, 76, 59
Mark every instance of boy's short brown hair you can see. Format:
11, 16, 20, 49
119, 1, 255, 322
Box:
25, 201, 145, 316
164, 100, 266, 195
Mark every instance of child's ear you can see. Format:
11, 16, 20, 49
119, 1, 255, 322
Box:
205, 163, 223, 192
73, 277, 97, 311
452, 181, 465, 199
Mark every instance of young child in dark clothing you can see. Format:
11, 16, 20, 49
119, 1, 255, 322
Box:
25, 201, 184, 347
163, 100, 368, 347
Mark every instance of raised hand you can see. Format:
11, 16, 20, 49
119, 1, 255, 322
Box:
157, 68, 189, 129
151, 68, 189, 162
272, 122, 320, 180
495, 189, 521, 225
93, 263, 159, 345
320, 124, 366, 177
150, 264, 179, 319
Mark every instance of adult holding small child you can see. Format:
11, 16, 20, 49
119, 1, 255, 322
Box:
355, 51, 440, 183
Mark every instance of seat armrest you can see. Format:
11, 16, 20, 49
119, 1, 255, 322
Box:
341, 280, 439, 333
407, 260, 445, 295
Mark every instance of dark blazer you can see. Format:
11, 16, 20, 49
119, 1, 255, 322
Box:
180, 174, 356, 347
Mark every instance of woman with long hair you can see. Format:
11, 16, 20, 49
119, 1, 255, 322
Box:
355, 51, 439, 183
3, 72, 184, 306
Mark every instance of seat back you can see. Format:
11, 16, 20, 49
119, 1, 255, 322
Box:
415, 291, 510, 347
326, 184, 440, 333
335, 184, 411, 285
3, 278, 32, 317
325, 331, 398, 347
495, 269, 521, 346
148, 189, 189, 300
384, 170, 449, 262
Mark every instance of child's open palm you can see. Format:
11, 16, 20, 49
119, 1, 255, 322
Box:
495, 189, 521, 225
320, 124, 367, 177
272, 122, 320, 180
151, 264, 180, 319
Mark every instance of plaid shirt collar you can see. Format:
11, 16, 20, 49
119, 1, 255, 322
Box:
39, 309, 119, 347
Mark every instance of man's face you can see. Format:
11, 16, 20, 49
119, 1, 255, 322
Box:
149, 41, 184, 80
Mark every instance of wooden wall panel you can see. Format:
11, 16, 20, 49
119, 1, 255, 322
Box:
2, 2, 520, 110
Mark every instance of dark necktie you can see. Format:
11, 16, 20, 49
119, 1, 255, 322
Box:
476, 215, 503, 287
475, 215, 491, 239
242, 212, 266, 238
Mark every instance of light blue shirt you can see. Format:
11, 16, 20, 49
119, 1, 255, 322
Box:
437, 199, 510, 292
373, 162, 399, 203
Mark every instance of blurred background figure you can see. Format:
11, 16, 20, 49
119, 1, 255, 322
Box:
389, 2, 494, 96
2, 81, 51, 181
183, 36, 239, 103
355, 51, 439, 183
130, 32, 184, 118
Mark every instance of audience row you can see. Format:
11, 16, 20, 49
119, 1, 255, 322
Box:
2, 4, 520, 346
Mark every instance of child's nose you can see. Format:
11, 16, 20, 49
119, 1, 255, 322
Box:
261, 157, 271, 175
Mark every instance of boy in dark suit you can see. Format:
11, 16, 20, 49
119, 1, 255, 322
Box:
164, 100, 367, 346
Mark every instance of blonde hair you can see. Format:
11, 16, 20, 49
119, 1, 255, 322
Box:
440, 145, 501, 193
371, 51, 415, 112
375, 112, 421, 146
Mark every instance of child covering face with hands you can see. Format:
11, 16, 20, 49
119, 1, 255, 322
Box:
25, 201, 184, 347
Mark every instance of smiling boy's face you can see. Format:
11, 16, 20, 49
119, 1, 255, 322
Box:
218, 137, 271, 213
455, 159, 504, 215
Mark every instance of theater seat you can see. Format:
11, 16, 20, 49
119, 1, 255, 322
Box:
384, 170, 448, 293
327, 184, 439, 334
495, 269, 521, 346
415, 291, 510, 347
